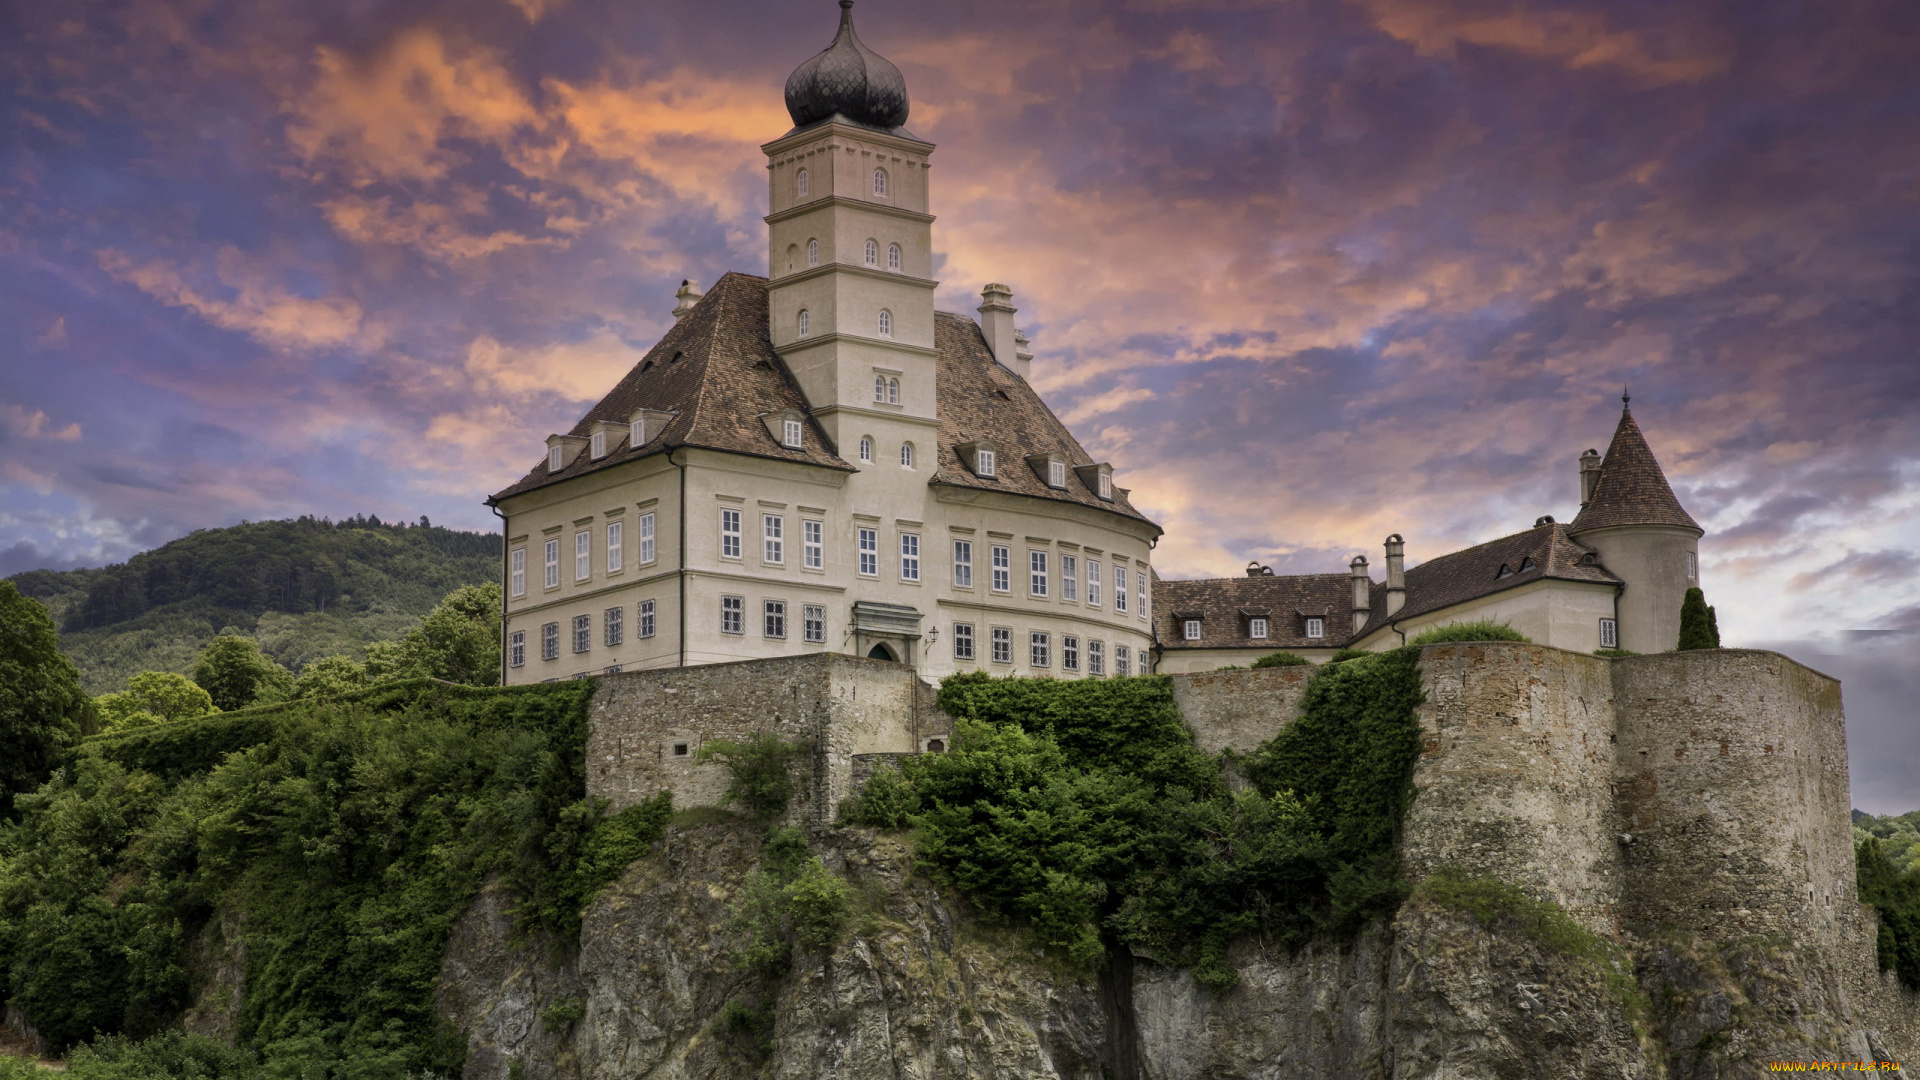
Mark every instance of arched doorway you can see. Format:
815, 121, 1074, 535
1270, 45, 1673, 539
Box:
867, 642, 897, 662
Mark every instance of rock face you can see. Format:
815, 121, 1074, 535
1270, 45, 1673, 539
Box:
436, 819, 1918, 1079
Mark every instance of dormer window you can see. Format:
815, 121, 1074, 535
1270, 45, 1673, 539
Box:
590, 431, 606, 459
549, 446, 564, 473
1305, 616, 1325, 639
865, 239, 878, 266
1098, 473, 1113, 499
782, 419, 803, 449
976, 448, 996, 477
1182, 619, 1201, 641
1049, 460, 1067, 488
878, 309, 892, 337
888, 243, 901, 271
806, 239, 819, 267
797, 309, 810, 336
1249, 617, 1269, 639
873, 168, 888, 197
796, 168, 809, 198
1518, 556, 1536, 572
1497, 563, 1514, 579
630, 418, 645, 448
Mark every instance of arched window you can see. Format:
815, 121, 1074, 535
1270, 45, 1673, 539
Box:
873, 168, 888, 197
874, 375, 887, 402
878, 309, 892, 337
858, 436, 873, 462
887, 243, 901, 271
865, 239, 878, 267
796, 168, 809, 198
806, 238, 819, 267
887, 377, 899, 404
900, 441, 914, 468
785, 244, 798, 274
797, 309, 810, 336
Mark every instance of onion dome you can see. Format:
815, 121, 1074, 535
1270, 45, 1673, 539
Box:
784, 1, 910, 132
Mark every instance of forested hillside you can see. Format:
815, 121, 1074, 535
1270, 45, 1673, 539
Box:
7, 517, 499, 694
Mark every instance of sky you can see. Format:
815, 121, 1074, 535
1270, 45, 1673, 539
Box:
1, 0, 1916, 807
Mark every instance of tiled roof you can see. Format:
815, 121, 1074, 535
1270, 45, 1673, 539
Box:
491, 272, 853, 502
1153, 572, 1355, 651
1362, 522, 1621, 631
1568, 408, 1701, 534
929, 312, 1156, 527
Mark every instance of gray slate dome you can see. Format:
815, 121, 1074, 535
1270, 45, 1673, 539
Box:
784, 1, 909, 132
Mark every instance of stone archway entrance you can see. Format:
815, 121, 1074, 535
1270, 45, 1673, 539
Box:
867, 642, 897, 662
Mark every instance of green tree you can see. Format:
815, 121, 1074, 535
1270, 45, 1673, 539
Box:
1677, 587, 1718, 650
94, 672, 217, 732
192, 635, 294, 711
288, 655, 369, 700
0, 580, 90, 814
397, 582, 501, 686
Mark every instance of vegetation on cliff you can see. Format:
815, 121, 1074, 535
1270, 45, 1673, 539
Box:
843, 648, 1427, 989
0, 582, 91, 816
1857, 836, 1920, 990
1409, 620, 1531, 645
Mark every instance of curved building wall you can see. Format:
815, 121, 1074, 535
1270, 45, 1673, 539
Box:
1571, 524, 1699, 653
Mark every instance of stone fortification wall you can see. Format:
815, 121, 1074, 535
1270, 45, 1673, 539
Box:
1167, 665, 1313, 755
585, 654, 948, 823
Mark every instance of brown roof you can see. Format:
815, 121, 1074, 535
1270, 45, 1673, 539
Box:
1153, 572, 1355, 651
1362, 521, 1621, 631
929, 311, 1155, 527
491, 274, 1156, 533
1568, 407, 1701, 535
491, 272, 854, 501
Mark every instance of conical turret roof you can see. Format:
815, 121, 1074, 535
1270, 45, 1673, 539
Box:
1568, 400, 1701, 535
783, 1, 910, 133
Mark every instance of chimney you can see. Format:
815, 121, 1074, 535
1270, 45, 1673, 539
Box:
1013, 329, 1034, 381
672, 279, 704, 320
978, 283, 1019, 372
1350, 555, 1371, 633
1579, 448, 1602, 507
1384, 534, 1406, 617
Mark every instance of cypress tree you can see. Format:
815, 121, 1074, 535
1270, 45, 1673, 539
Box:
1707, 604, 1721, 647
1677, 587, 1717, 650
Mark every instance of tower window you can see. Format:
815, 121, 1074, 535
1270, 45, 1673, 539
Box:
806, 238, 819, 266
782, 418, 804, 449
865, 239, 878, 266
878, 309, 892, 337
887, 377, 899, 404
859, 436, 873, 462
900, 441, 914, 468
875, 375, 887, 402
888, 243, 901, 271
796, 168, 809, 198
797, 309, 810, 336
873, 168, 888, 196
1685, 551, 1698, 579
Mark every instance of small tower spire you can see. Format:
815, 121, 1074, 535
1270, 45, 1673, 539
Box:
1622, 386, 1631, 413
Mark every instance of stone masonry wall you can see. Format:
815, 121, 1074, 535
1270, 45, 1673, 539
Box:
1167, 665, 1314, 755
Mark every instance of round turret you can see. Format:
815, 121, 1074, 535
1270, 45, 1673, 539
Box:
784, 1, 910, 132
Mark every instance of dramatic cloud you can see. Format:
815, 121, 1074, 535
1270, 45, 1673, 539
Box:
2, 0, 1917, 803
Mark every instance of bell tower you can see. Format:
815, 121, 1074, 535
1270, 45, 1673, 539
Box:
763, 1, 939, 451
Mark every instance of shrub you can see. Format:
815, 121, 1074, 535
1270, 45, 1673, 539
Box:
1409, 620, 1531, 645
699, 733, 810, 822
541, 996, 585, 1035
728, 828, 850, 975
1327, 648, 1372, 664
1250, 651, 1311, 668
839, 762, 918, 828
1593, 648, 1639, 658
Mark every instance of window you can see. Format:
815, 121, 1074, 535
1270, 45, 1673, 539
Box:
639, 599, 656, 638
1062, 555, 1078, 601
1062, 635, 1080, 671
544, 539, 559, 589
878, 309, 892, 337
875, 375, 888, 402
976, 448, 996, 477
859, 436, 873, 462
639, 513, 656, 564
953, 622, 975, 660
591, 431, 606, 459
549, 445, 564, 473
1685, 551, 1698, 580
1599, 618, 1618, 649
1088, 639, 1104, 676
721, 595, 744, 634
605, 606, 624, 646
605, 665, 622, 675
873, 167, 887, 196
900, 442, 914, 468
804, 520, 823, 569
782, 418, 803, 449
797, 309, 810, 336
1114, 567, 1128, 613
796, 168, 809, 197
1138, 573, 1148, 620
1116, 645, 1131, 677
671, 742, 690, 757
1099, 472, 1113, 499
721, 508, 741, 558
865, 239, 878, 266
607, 521, 623, 573
1030, 550, 1049, 597
510, 548, 525, 597
1305, 616, 1325, 640
575, 530, 591, 581
1049, 460, 1067, 488
901, 533, 920, 580
1030, 632, 1051, 668
991, 544, 1011, 592
541, 622, 560, 661
1087, 560, 1102, 606
764, 514, 784, 564
630, 418, 646, 448
572, 614, 591, 654
804, 604, 826, 643
1182, 619, 1201, 641
953, 539, 973, 587
765, 600, 787, 639
990, 626, 1013, 664
858, 527, 878, 575
888, 243, 901, 271
1249, 617, 1269, 639
509, 630, 525, 668
807, 238, 819, 266
888, 377, 900, 404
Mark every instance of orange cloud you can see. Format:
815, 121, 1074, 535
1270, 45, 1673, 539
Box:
1352, 0, 1730, 85
96, 247, 367, 350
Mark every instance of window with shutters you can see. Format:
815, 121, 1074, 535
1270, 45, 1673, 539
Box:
804, 520, 823, 570
574, 530, 591, 581
510, 548, 525, 597
1087, 560, 1102, 606
590, 431, 606, 459
639, 513, 655, 564
606, 521, 623, 573
1114, 567, 1128, 613
544, 539, 559, 589
952, 540, 973, 588
1062, 555, 1078, 601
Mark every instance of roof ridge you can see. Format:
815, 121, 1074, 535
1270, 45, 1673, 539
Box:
675, 272, 736, 446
